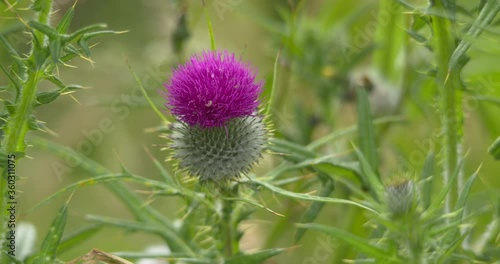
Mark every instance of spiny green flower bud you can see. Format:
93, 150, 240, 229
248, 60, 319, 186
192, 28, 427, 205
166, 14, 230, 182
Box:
385, 178, 414, 216
169, 115, 267, 183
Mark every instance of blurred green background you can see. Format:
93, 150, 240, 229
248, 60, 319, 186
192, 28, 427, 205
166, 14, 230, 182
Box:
1, 0, 500, 262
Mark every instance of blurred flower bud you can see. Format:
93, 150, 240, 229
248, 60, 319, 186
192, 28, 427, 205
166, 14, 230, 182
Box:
385, 178, 414, 216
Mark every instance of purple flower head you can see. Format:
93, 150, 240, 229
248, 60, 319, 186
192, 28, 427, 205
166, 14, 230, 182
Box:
164, 50, 263, 128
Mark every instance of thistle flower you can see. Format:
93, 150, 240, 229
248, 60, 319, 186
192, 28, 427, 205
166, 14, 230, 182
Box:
385, 178, 414, 216
164, 50, 268, 183
164, 50, 263, 128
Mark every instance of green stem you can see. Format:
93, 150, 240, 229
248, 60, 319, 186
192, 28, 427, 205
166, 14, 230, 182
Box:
222, 197, 234, 258
1, 70, 42, 260
2, 71, 42, 152
430, 0, 462, 217
1, 2, 52, 260
219, 185, 238, 259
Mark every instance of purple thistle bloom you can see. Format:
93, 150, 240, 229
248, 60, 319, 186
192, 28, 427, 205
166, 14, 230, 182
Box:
164, 50, 263, 128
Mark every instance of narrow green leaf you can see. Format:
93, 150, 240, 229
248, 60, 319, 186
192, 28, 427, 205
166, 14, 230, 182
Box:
32, 203, 69, 264
423, 158, 465, 219
202, 1, 216, 50
58, 224, 103, 254
27, 174, 127, 213
269, 138, 316, 162
56, 4, 75, 34
36, 90, 61, 105
356, 87, 379, 176
62, 44, 81, 58
30, 136, 198, 256
82, 30, 128, 41
353, 147, 384, 201
86, 215, 165, 234
27, 115, 42, 131
126, 61, 169, 124
405, 29, 428, 43
265, 50, 280, 118
307, 116, 405, 150
295, 175, 334, 242
267, 138, 362, 181
65, 85, 85, 92
437, 233, 468, 262
28, 21, 59, 39
0, 35, 23, 70
420, 151, 435, 210
291, 157, 362, 181
0, 64, 21, 92
44, 75, 65, 89
444, 169, 480, 243
66, 23, 107, 42
49, 38, 62, 64
254, 180, 378, 214
488, 136, 500, 160
449, 0, 500, 71
78, 38, 90, 56
143, 146, 175, 185
86, 214, 197, 253
453, 169, 478, 215
224, 248, 286, 264
297, 223, 393, 260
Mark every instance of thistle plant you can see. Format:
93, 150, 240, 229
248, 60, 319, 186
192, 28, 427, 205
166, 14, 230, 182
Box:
1, 1, 499, 263
164, 51, 267, 183
0, 0, 121, 262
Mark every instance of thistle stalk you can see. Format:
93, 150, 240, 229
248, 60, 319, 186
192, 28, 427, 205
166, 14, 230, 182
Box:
0, 0, 53, 258
222, 191, 236, 258
430, 0, 463, 217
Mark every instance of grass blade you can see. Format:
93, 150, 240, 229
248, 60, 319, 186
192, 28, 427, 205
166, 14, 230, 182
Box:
126, 60, 169, 124
264, 50, 280, 118
449, 0, 500, 71
295, 175, 334, 242
356, 87, 379, 176
254, 180, 378, 214
297, 223, 393, 260
27, 174, 129, 213
423, 158, 465, 220
58, 224, 103, 254
202, 0, 216, 50
488, 136, 500, 160
32, 201, 69, 264
353, 147, 384, 201
30, 136, 197, 256
224, 248, 286, 264
420, 151, 435, 210
307, 116, 405, 151
56, 2, 75, 34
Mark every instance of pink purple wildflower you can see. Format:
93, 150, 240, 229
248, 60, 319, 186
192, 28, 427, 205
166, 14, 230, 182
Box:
164, 50, 263, 128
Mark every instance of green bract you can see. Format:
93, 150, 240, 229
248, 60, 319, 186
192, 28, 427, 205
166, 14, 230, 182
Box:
169, 115, 267, 182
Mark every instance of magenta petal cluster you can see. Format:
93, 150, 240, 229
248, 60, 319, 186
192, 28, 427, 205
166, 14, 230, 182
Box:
164, 50, 263, 128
